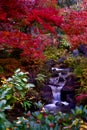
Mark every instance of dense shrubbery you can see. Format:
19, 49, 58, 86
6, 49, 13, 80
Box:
0, 0, 62, 60
0, 0, 63, 79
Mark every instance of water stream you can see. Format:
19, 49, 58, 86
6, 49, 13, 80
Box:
44, 67, 70, 113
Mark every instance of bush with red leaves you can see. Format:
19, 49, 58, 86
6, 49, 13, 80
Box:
61, 8, 87, 49
0, 0, 62, 60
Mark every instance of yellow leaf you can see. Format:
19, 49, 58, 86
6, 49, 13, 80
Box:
6, 128, 10, 130
1, 77, 7, 84
80, 122, 87, 130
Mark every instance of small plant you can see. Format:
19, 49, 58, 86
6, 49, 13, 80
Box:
0, 112, 12, 130
0, 87, 12, 130
35, 73, 46, 88
71, 105, 87, 119
1, 68, 35, 110
11, 105, 87, 130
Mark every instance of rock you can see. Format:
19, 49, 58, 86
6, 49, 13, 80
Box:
51, 67, 70, 77
58, 77, 65, 82
69, 102, 76, 109
61, 85, 75, 102
40, 85, 53, 103
55, 101, 71, 113
44, 103, 57, 112
72, 49, 79, 57
78, 44, 87, 57
55, 101, 69, 106
61, 74, 78, 104
61, 85, 75, 92
49, 77, 59, 85
52, 67, 70, 73
58, 56, 66, 63
45, 59, 56, 70
65, 74, 79, 87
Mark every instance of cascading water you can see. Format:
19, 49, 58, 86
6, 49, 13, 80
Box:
44, 67, 70, 113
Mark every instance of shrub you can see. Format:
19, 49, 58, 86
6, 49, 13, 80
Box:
12, 105, 87, 130
1, 68, 35, 110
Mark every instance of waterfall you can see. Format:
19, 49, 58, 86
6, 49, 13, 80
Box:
49, 85, 64, 101
48, 68, 67, 102
44, 67, 70, 112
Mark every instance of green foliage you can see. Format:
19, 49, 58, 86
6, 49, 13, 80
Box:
60, 35, 70, 49
44, 46, 64, 61
1, 68, 35, 110
35, 73, 46, 83
71, 105, 87, 120
22, 100, 32, 111
0, 87, 12, 130
13, 117, 30, 130
0, 112, 11, 130
35, 73, 46, 88
34, 101, 44, 109
64, 55, 80, 72
0, 100, 11, 111
64, 55, 87, 96
11, 105, 87, 130
78, 68, 87, 94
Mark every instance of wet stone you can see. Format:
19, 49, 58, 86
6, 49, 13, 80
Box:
78, 44, 87, 56
49, 77, 59, 86
45, 59, 56, 70
40, 85, 53, 103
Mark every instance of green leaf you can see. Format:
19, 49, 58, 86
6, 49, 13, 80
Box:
22, 78, 27, 82
0, 100, 6, 108
0, 88, 11, 99
23, 101, 32, 110
0, 112, 5, 119
54, 125, 59, 130
37, 114, 43, 120
48, 115, 54, 121
15, 85, 23, 90
20, 92, 25, 98
15, 68, 21, 73
0, 100, 11, 111
3, 105, 11, 110
25, 83, 35, 89
34, 101, 43, 108
6, 94, 12, 100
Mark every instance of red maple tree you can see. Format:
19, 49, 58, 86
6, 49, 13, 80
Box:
61, 6, 87, 49
0, 0, 62, 60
